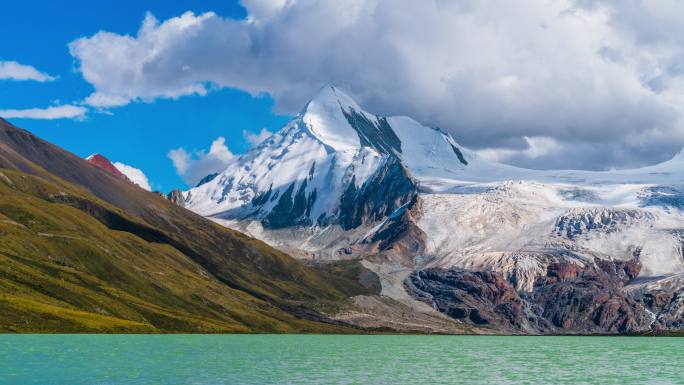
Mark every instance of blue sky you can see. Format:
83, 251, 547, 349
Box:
1, 0, 290, 191
3, 0, 684, 187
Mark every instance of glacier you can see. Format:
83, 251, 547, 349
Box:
179, 85, 684, 334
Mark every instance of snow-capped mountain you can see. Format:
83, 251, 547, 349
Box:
183, 86, 471, 229
180, 86, 684, 334
183, 86, 684, 222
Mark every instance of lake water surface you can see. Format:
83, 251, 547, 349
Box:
1, 335, 682, 384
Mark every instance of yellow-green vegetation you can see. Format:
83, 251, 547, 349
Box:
0, 169, 374, 333
0, 119, 379, 333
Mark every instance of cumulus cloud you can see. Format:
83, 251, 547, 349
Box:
112, 162, 152, 191
168, 136, 234, 185
69, 0, 684, 169
0, 105, 87, 120
0, 61, 56, 82
243, 127, 273, 147
168, 148, 191, 176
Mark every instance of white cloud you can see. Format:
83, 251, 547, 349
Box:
112, 161, 152, 191
0, 61, 56, 82
0, 105, 87, 120
68, 12, 213, 108
242, 0, 291, 21
168, 147, 191, 175
477, 137, 562, 163
69, 1, 684, 169
168, 136, 234, 185
243, 127, 273, 147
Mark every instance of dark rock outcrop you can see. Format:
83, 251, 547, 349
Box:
251, 154, 415, 231
527, 260, 651, 333
629, 275, 684, 330
263, 181, 316, 228
167, 189, 186, 207
407, 268, 531, 331
448, 143, 468, 165
407, 259, 654, 334
251, 184, 273, 207
195, 173, 219, 188
338, 157, 417, 230
342, 108, 402, 156
355, 194, 427, 267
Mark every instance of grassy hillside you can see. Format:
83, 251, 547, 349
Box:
0, 168, 374, 332
0, 119, 378, 333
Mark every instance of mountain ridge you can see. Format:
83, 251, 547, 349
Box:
0, 117, 381, 333
4, 85, 684, 334
182, 86, 471, 229
178, 87, 684, 334
182, 86, 684, 224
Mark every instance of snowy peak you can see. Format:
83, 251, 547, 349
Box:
183, 86, 474, 228
306, 85, 363, 113
300, 86, 367, 151
181, 85, 684, 231
301, 85, 469, 163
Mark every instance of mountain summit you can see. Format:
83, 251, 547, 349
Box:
182, 85, 471, 229
182, 86, 684, 231
177, 87, 684, 334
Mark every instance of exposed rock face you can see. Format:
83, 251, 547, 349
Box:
341, 108, 402, 156
627, 274, 684, 330
449, 143, 468, 165
407, 268, 530, 332
528, 260, 651, 333
196, 173, 219, 188
406, 259, 656, 334
173, 88, 684, 335
167, 189, 187, 207
338, 157, 417, 230
263, 180, 317, 228
640, 289, 684, 330
86, 154, 130, 182
356, 194, 427, 266
182, 86, 466, 234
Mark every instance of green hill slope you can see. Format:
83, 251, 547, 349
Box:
0, 119, 377, 333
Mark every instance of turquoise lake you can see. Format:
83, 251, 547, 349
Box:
1, 335, 682, 384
